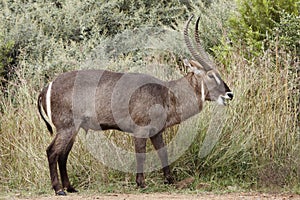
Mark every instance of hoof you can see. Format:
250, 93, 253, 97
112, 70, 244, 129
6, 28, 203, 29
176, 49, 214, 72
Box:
136, 173, 146, 188
56, 190, 67, 196
164, 175, 175, 185
137, 181, 146, 188
67, 187, 78, 193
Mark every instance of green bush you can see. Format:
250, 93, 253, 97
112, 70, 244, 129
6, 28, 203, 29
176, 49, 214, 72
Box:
0, 40, 16, 82
228, 0, 299, 54
0, 0, 232, 87
273, 11, 300, 51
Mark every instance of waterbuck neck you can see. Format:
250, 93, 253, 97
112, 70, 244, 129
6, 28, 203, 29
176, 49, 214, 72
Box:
166, 72, 204, 127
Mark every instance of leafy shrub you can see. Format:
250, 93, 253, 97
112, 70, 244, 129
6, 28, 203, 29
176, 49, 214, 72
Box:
273, 11, 300, 51
0, 40, 16, 83
228, 0, 299, 54
0, 0, 233, 87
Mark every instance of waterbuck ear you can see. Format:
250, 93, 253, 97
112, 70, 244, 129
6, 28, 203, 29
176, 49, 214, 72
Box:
183, 59, 204, 75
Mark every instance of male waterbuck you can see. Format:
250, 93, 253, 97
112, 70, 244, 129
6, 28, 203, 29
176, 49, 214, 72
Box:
38, 15, 233, 195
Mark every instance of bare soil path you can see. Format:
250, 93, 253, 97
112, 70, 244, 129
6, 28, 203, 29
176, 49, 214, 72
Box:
15, 193, 300, 200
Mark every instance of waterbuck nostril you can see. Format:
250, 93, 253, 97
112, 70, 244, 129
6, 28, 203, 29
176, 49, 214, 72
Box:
226, 92, 234, 100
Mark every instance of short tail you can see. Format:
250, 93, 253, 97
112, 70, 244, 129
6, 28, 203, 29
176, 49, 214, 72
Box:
38, 92, 53, 135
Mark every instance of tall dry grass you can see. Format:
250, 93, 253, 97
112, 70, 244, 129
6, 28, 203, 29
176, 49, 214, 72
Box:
0, 42, 299, 194
0, 0, 299, 195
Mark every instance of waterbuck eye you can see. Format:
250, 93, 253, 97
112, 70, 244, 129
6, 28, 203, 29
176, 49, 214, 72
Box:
207, 73, 221, 85
207, 74, 214, 79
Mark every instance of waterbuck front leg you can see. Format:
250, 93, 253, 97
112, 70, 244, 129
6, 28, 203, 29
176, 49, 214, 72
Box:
150, 132, 174, 185
46, 127, 77, 195
134, 137, 147, 188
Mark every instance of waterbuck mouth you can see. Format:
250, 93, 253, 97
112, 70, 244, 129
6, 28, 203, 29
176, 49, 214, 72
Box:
217, 92, 234, 106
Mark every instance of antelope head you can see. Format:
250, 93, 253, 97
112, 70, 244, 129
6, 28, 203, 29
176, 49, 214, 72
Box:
184, 15, 233, 105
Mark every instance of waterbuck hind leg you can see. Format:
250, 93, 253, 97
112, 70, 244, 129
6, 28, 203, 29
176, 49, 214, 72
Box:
58, 136, 78, 193
150, 132, 174, 184
46, 134, 65, 195
46, 127, 77, 195
134, 137, 147, 188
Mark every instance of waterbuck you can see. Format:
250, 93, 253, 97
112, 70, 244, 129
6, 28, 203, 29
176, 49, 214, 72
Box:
37, 15, 233, 195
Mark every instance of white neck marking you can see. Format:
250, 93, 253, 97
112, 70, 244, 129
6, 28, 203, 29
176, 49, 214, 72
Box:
201, 80, 205, 102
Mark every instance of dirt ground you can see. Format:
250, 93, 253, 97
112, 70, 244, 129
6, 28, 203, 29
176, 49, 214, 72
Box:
14, 193, 300, 200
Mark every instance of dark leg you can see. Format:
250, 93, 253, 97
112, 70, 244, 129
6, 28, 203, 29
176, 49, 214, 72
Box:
46, 135, 66, 195
58, 136, 78, 193
134, 137, 147, 188
150, 132, 174, 184
46, 128, 77, 195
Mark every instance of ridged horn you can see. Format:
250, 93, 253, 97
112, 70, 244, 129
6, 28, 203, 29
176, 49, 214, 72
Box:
195, 17, 215, 68
184, 15, 212, 71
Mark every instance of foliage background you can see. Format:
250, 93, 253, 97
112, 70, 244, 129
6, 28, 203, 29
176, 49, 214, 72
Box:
0, 0, 299, 196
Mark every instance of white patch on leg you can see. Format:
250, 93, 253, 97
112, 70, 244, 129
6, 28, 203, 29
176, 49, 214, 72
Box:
46, 82, 53, 125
